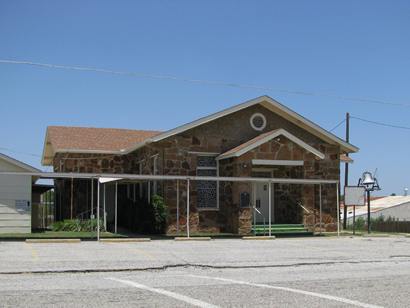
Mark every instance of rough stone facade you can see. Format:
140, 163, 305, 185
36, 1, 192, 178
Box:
52, 104, 341, 234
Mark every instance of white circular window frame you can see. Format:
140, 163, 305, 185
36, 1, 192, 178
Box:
250, 113, 267, 131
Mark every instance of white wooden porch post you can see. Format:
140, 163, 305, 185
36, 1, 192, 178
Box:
103, 183, 106, 231
337, 183, 340, 237
319, 184, 322, 235
268, 181, 272, 237
186, 178, 190, 238
91, 178, 94, 218
115, 181, 118, 234
97, 179, 100, 241
176, 180, 179, 234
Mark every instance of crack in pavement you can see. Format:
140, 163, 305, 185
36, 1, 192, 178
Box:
1, 257, 409, 276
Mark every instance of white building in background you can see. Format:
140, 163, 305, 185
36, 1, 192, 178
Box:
0, 153, 40, 233
346, 195, 410, 224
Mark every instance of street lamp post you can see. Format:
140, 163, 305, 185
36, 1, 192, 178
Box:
358, 171, 381, 233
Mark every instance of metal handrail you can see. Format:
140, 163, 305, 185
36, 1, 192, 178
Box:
298, 202, 311, 214
252, 206, 267, 235
76, 207, 99, 220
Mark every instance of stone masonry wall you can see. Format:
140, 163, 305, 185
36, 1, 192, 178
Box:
224, 136, 340, 232
52, 103, 341, 234
157, 104, 340, 234
52, 152, 140, 220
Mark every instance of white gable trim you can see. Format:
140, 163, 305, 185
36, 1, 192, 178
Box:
122, 96, 358, 154
0, 153, 40, 173
252, 159, 304, 166
217, 128, 325, 160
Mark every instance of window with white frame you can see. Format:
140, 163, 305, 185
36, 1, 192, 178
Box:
196, 155, 217, 208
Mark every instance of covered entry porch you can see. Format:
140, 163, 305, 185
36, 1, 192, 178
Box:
95, 174, 339, 239
0, 171, 340, 239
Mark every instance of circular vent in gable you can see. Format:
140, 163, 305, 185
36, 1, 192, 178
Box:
250, 113, 267, 131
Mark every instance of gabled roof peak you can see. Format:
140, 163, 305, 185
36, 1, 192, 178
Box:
216, 128, 325, 160
0, 153, 40, 173
122, 95, 358, 154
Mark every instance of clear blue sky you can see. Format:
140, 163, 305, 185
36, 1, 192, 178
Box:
0, 1, 409, 195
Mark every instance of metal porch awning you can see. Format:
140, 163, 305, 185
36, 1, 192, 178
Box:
0, 171, 340, 239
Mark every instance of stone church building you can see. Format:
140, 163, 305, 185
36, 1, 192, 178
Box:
41, 96, 358, 234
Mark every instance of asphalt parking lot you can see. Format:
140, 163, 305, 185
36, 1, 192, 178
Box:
1, 236, 410, 307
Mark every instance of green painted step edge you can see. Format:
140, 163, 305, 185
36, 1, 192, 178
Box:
253, 226, 306, 228
252, 229, 308, 233
254, 231, 313, 234
253, 230, 310, 233
252, 227, 307, 230
253, 224, 305, 228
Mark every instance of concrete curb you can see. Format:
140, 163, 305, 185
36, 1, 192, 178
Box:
174, 237, 211, 241
25, 239, 81, 243
361, 234, 391, 238
99, 238, 151, 243
242, 236, 276, 240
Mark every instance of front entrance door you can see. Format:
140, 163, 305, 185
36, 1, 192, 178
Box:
253, 182, 274, 224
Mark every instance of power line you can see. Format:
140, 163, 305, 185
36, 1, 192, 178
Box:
0, 146, 41, 157
329, 119, 346, 132
1, 59, 410, 108
0, 147, 51, 172
351, 116, 410, 131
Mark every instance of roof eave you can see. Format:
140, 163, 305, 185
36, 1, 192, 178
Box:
259, 98, 359, 153
41, 129, 51, 166
42, 148, 126, 166
121, 139, 153, 154
0, 153, 41, 173
140, 96, 264, 145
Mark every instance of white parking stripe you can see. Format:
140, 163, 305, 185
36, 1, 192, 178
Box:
188, 274, 383, 308
106, 277, 219, 308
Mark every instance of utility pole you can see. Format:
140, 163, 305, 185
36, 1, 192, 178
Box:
343, 112, 350, 229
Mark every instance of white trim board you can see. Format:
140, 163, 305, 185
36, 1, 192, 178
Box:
252, 159, 304, 166
188, 151, 220, 156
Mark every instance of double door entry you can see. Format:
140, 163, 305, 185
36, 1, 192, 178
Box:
253, 182, 274, 224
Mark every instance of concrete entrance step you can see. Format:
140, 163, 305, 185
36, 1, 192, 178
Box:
252, 224, 313, 237
174, 237, 211, 241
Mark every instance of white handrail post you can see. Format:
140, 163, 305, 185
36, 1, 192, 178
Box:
186, 178, 190, 238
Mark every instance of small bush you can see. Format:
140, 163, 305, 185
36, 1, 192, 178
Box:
52, 219, 105, 232
151, 195, 167, 234
355, 217, 366, 230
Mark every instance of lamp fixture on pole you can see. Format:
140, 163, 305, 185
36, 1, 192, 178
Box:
358, 171, 381, 233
